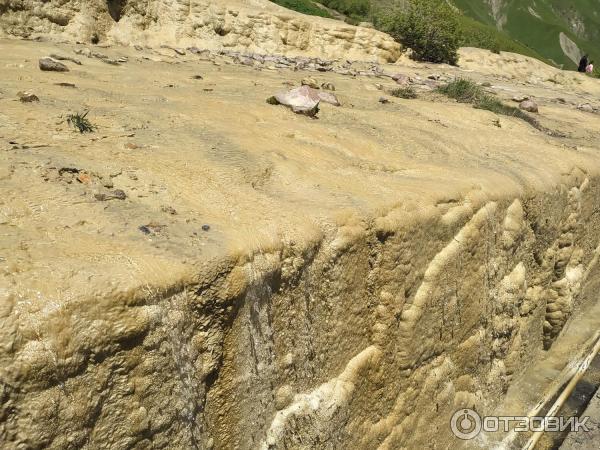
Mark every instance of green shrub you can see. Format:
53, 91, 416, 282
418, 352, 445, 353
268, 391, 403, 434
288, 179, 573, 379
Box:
390, 86, 417, 99
437, 78, 484, 102
66, 111, 96, 133
269, 0, 332, 17
321, 0, 370, 20
376, 0, 461, 65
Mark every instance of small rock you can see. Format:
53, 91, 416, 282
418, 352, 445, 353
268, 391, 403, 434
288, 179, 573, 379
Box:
275, 385, 294, 410
202, 224, 210, 231
17, 91, 39, 102
111, 189, 127, 200
55, 82, 76, 88
139, 222, 165, 235
125, 142, 139, 150
512, 95, 529, 103
321, 82, 335, 91
161, 205, 177, 215
519, 100, 539, 113
481, 81, 492, 87
49, 54, 82, 65
392, 74, 410, 85
76, 173, 91, 184
39, 57, 69, 72
301, 77, 319, 89
192, 75, 204, 80
94, 189, 127, 201
578, 103, 594, 113
379, 97, 390, 104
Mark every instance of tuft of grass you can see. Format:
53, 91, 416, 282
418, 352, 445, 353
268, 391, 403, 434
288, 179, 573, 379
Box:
437, 78, 484, 103
390, 86, 417, 99
66, 110, 96, 133
437, 78, 546, 132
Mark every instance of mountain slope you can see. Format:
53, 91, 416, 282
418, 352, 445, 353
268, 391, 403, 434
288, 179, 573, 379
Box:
453, 0, 600, 68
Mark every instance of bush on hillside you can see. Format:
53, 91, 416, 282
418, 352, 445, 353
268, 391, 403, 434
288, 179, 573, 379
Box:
375, 0, 461, 65
320, 0, 370, 20
270, 0, 332, 17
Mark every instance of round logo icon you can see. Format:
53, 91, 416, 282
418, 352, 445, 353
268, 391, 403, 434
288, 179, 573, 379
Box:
450, 408, 482, 440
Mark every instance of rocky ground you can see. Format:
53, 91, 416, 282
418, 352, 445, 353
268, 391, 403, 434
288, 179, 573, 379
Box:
3, 36, 600, 449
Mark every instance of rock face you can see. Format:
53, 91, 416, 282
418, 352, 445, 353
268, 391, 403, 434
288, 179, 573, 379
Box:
0, 0, 401, 62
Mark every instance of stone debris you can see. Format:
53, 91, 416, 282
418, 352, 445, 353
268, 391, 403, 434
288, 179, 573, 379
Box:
519, 99, 539, 113
139, 222, 166, 235
578, 103, 595, 113
94, 189, 127, 201
55, 82, 76, 88
392, 74, 410, 85
49, 53, 82, 65
321, 82, 336, 91
512, 95, 529, 103
379, 97, 390, 104
301, 78, 319, 89
202, 224, 211, 231
39, 57, 69, 72
17, 91, 39, 102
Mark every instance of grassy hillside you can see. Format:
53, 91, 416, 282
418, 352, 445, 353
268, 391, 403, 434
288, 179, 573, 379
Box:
269, 0, 600, 70
453, 0, 600, 69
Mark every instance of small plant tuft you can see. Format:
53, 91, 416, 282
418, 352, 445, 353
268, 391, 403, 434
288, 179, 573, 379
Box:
437, 78, 484, 103
67, 110, 96, 133
390, 86, 417, 99
437, 79, 544, 131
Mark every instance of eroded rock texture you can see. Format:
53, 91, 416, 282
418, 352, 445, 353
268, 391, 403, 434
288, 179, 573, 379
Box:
2, 38, 600, 449
0, 0, 401, 61
3, 173, 600, 449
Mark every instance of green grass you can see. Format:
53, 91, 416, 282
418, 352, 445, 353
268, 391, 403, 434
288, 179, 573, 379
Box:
67, 111, 96, 133
269, 0, 332, 17
390, 86, 417, 99
437, 79, 542, 131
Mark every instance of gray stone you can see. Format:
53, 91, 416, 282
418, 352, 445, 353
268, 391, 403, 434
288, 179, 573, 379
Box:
519, 100, 539, 113
39, 57, 69, 72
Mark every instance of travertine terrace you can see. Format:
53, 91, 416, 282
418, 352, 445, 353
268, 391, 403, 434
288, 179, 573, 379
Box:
2, 4, 600, 449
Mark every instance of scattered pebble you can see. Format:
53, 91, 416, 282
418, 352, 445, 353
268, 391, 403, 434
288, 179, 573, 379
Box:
161, 205, 177, 215
202, 224, 210, 231
578, 103, 594, 113
94, 189, 127, 201
17, 91, 39, 102
55, 82, 76, 88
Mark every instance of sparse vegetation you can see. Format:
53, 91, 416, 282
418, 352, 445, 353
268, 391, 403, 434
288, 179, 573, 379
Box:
66, 111, 96, 133
390, 86, 417, 99
437, 79, 542, 131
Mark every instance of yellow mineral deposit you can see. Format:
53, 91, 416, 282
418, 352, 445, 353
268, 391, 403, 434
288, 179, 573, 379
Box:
1, 1, 600, 449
